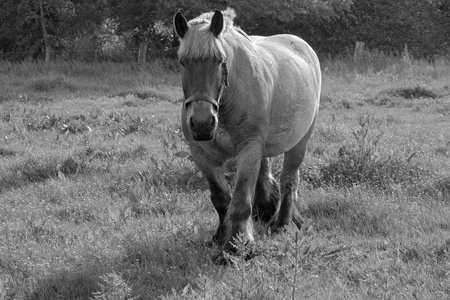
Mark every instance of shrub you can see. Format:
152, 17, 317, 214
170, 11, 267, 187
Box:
421, 176, 450, 201
385, 86, 439, 99
366, 85, 440, 106
29, 77, 78, 93
303, 115, 427, 192
0, 148, 17, 156
91, 273, 137, 300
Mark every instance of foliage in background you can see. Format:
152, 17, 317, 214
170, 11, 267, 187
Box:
1, 0, 449, 61
0, 0, 108, 61
345, 0, 450, 59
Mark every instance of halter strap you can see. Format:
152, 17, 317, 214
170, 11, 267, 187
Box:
185, 94, 219, 110
184, 61, 229, 111
222, 61, 229, 87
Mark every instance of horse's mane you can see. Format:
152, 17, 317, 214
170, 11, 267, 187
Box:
177, 8, 247, 61
190, 7, 236, 27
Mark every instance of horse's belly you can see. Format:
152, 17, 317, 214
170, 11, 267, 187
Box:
263, 133, 301, 157
262, 113, 314, 157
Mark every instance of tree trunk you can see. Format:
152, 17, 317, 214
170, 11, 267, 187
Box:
38, 0, 51, 62
93, 36, 99, 62
137, 41, 148, 65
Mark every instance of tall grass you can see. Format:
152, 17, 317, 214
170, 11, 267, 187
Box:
0, 56, 450, 299
321, 48, 450, 79
0, 59, 181, 103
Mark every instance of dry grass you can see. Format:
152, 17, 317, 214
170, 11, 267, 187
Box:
0, 57, 450, 299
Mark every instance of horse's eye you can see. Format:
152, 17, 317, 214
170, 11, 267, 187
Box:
179, 61, 185, 67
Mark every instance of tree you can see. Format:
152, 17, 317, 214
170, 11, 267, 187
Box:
0, 0, 107, 61
0, 0, 41, 60
347, 0, 449, 58
225, 0, 351, 36
108, 0, 217, 63
30, 0, 76, 62
1, 0, 447, 61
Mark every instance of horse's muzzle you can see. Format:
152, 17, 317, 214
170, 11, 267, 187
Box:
185, 96, 219, 141
189, 114, 216, 141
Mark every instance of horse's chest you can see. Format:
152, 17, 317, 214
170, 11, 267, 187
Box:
197, 126, 234, 158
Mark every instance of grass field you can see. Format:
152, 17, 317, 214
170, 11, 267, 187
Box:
1, 56, 450, 299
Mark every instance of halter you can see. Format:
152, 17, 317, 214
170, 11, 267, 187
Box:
184, 61, 229, 111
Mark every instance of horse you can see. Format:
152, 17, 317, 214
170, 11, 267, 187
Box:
173, 8, 321, 259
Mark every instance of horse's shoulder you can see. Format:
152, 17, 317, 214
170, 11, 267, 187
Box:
258, 34, 307, 47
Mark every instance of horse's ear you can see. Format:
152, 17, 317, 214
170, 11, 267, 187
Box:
174, 11, 189, 39
210, 10, 223, 37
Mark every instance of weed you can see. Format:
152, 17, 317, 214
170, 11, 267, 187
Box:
339, 99, 352, 109
436, 103, 450, 115
3, 108, 93, 134
6, 106, 165, 138
101, 111, 161, 137
0, 157, 56, 191
22, 109, 60, 131
303, 115, 427, 192
158, 122, 192, 164
223, 234, 254, 298
365, 95, 394, 107
113, 90, 173, 102
147, 121, 196, 192
0, 152, 85, 192
314, 116, 346, 144
29, 76, 78, 93
421, 176, 450, 201
319, 94, 334, 109
386, 86, 439, 99
91, 273, 137, 300
0, 148, 17, 156
59, 115, 92, 134
121, 100, 138, 107
435, 239, 450, 260
435, 141, 450, 157
305, 197, 388, 236
320, 94, 334, 104
367, 85, 439, 106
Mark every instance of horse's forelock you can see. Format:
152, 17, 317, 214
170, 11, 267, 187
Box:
178, 22, 227, 61
177, 8, 236, 61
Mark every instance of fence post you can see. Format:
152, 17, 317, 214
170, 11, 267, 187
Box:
354, 41, 365, 63
137, 41, 148, 65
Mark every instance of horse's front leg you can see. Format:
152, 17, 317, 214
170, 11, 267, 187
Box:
224, 144, 262, 252
190, 147, 231, 247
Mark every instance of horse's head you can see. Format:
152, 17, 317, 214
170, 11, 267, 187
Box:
174, 10, 229, 141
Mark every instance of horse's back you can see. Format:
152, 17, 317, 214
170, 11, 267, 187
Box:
249, 34, 321, 157
251, 34, 320, 88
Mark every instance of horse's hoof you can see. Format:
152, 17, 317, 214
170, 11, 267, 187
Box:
212, 244, 258, 265
268, 220, 288, 234
269, 214, 304, 234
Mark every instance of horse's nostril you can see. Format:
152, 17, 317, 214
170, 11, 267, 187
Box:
189, 117, 196, 129
210, 116, 215, 127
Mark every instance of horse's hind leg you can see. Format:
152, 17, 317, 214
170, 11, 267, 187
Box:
253, 158, 280, 223
271, 119, 315, 232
